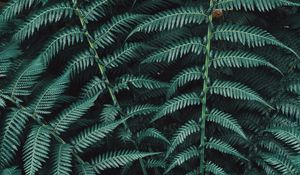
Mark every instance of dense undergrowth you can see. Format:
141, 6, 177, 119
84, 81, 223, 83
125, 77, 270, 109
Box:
0, 0, 300, 174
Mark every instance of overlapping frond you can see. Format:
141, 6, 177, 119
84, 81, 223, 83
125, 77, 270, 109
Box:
114, 75, 168, 93
131, 6, 206, 34
50, 94, 98, 134
166, 120, 200, 159
13, 2, 74, 42
90, 150, 158, 173
207, 109, 247, 139
214, 24, 299, 58
152, 93, 201, 122
168, 66, 202, 97
23, 125, 51, 175
137, 128, 169, 144
93, 13, 145, 49
209, 80, 272, 108
51, 144, 73, 175
142, 37, 204, 64
71, 119, 124, 152
216, 0, 300, 12
212, 50, 281, 73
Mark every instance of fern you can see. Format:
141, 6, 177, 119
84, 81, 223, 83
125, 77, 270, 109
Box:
51, 144, 73, 175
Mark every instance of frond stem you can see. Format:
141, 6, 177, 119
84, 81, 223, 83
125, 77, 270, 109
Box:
73, 3, 149, 175
200, 0, 214, 174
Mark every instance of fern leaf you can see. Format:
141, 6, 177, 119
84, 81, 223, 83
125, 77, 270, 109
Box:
66, 50, 95, 76
212, 50, 282, 73
165, 146, 199, 174
168, 66, 202, 97
76, 163, 96, 175
91, 150, 159, 173
205, 161, 228, 175
130, 6, 206, 34
81, 0, 111, 22
142, 37, 205, 64
93, 13, 145, 49
216, 0, 300, 12
100, 104, 121, 123
114, 75, 168, 93
145, 159, 166, 169
5, 59, 44, 97
51, 144, 72, 175
137, 128, 169, 144
71, 119, 125, 152
80, 76, 106, 99
261, 153, 298, 175
206, 138, 247, 160
152, 93, 201, 122
23, 125, 51, 175
207, 109, 247, 139
125, 104, 158, 118
266, 127, 300, 153
50, 95, 98, 134
0, 0, 40, 22
166, 120, 200, 159
0, 166, 21, 175
13, 2, 74, 42
38, 27, 85, 65
0, 42, 22, 77
214, 24, 299, 58
0, 109, 29, 167
29, 73, 70, 115
102, 43, 145, 70
210, 80, 272, 108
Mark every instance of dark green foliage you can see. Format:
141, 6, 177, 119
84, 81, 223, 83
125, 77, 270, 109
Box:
0, 0, 300, 174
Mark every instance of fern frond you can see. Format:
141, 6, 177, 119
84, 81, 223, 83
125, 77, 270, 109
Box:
0, 0, 40, 22
142, 37, 204, 64
93, 13, 145, 49
266, 127, 300, 153
145, 159, 166, 169
212, 50, 282, 73
81, 0, 111, 22
50, 95, 98, 134
51, 144, 72, 175
130, 6, 206, 34
29, 73, 70, 115
80, 76, 106, 99
38, 27, 85, 65
261, 153, 298, 175
207, 109, 247, 139
125, 104, 158, 118
205, 161, 228, 175
152, 93, 201, 122
13, 2, 74, 42
114, 75, 168, 93
102, 43, 145, 70
23, 125, 51, 175
209, 80, 272, 108
216, 0, 300, 12
0, 166, 21, 175
165, 146, 199, 174
137, 128, 169, 144
214, 24, 299, 58
90, 150, 159, 173
166, 120, 200, 159
206, 138, 247, 160
0, 109, 29, 167
76, 163, 96, 175
71, 119, 124, 152
168, 66, 202, 97
66, 50, 95, 76
100, 104, 120, 123
0, 42, 22, 77
5, 59, 44, 97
